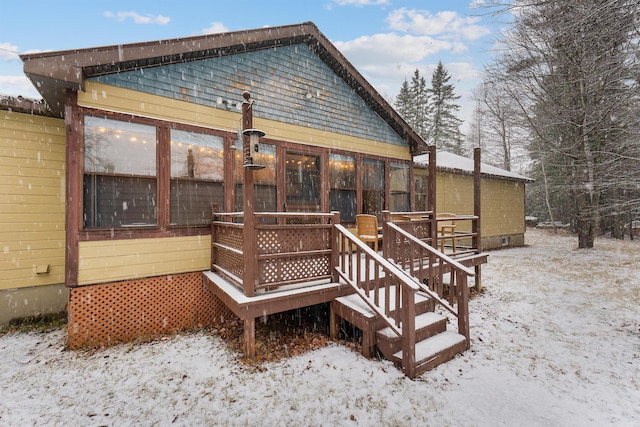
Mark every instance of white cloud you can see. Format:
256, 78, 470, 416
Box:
0, 42, 20, 61
104, 11, 170, 25
202, 22, 230, 35
469, 0, 487, 8
0, 75, 40, 98
333, 0, 390, 6
335, 33, 461, 66
387, 8, 490, 41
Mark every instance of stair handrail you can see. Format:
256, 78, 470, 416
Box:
388, 221, 475, 277
386, 221, 474, 346
333, 224, 419, 338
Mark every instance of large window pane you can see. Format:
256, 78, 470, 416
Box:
83, 117, 157, 228
390, 161, 410, 212
286, 152, 321, 212
170, 130, 224, 225
234, 143, 277, 212
414, 172, 429, 211
362, 158, 385, 217
329, 153, 356, 221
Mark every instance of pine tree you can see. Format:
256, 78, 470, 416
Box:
394, 79, 413, 126
394, 69, 429, 141
427, 61, 464, 154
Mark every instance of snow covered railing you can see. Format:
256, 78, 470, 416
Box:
333, 223, 421, 377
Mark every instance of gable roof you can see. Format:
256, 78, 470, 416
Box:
414, 150, 534, 183
20, 21, 427, 155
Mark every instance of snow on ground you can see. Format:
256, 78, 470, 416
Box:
1, 229, 639, 426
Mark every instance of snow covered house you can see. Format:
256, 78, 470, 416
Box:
4, 22, 490, 377
415, 151, 534, 251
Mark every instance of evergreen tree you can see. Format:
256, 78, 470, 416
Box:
427, 61, 464, 154
394, 79, 413, 126
394, 69, 429, 141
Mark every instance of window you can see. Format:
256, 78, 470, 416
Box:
83, 116, 157, 228
285, 152, 321, 212
390, 162, 410, 212
329, 153, 356, 221
170, 129, 224, 225
362, 158, 385, 217
414, 172, 429, 211
234, 143, 277, 212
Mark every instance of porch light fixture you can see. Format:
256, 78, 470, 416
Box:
243, 128, 266, 170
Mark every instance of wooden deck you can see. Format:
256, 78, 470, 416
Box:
203, 271, 351, 320
208, 210, 487, 377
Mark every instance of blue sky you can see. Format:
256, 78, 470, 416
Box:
0, 0, 500, 131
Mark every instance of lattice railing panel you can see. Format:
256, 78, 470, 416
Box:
259, 254, 331, 286
257, 228, 331, 254
213, 247, 244, 282
214, 224, 244, 250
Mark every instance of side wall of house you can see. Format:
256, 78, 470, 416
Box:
436, 171, 526, 250
0, 110, 67, 324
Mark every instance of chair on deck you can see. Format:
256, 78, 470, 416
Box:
356, 214, 383, 251
437, 213, 457, 252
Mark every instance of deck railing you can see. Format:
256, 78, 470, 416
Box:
333, 223, 421, 378
383, 219, 475, 346
211, 212, 339, 296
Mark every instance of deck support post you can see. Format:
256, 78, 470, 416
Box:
244, 318, 256, 359
329, 302, 339, 340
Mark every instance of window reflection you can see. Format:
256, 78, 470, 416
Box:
362, 158, 385, 217
329, 153, 356, 221
390, 161, 410, 212
234, 143, 277, 212
170, 130, 224, 225
286, 152, 321, 213
83, 117, 157, 228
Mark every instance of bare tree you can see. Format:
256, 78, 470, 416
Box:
490, 0, 640, 248
472, 76, 527, 171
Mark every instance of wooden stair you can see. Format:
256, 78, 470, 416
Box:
332, 290, 466, 377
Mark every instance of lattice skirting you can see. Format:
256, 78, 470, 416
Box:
67, 272, 234, 349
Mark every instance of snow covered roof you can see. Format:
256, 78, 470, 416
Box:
414, 150, 534, 182
0, 94, 53, 116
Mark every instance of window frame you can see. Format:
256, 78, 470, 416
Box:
78, 110, 233, 241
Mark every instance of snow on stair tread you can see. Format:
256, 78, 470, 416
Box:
393, 331, 466, 362
377, 312, 446, 339
335, 288, 430, 319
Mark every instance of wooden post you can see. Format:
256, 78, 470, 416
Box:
242, 91, 257, 298
402, 285, 417, 379
473, 147, 482, 291
381, 210, 391, 259
330, 211, 340, 283
456, 271, 470, 349
244, 318, 256, 358
428, 146, 437, 250
64, 89, 80, 289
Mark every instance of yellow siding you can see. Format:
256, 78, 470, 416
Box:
78, 81, 411, 160
436, 171, 525, 238
78, 235, 211, 285
0, 111, 66, 290
481, 179, 525, 236
436, 172, 475, 215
